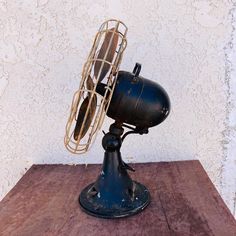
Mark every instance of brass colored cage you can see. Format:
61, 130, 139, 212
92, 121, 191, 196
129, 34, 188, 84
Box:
64, 19, 128, 154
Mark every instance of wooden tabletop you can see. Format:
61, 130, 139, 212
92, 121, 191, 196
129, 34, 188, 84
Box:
0, 160, 235, 236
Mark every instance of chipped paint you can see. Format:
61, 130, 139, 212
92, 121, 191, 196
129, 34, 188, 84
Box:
221, 3, 236, 217
0, 65, 8, 97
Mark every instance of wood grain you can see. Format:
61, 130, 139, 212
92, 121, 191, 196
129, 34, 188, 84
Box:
0, 161, 235, 236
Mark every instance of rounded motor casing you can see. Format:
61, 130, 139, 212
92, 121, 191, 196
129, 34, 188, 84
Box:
107, 64, 170, 129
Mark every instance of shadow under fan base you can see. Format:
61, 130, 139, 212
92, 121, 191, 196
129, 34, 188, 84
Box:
79, 181, 150, 219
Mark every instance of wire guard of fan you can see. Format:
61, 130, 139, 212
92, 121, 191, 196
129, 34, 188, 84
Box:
64, 19, 128, 154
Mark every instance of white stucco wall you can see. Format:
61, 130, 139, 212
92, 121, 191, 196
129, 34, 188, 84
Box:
0, 0, 236, 216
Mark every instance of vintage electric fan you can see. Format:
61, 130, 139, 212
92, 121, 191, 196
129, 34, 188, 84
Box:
64, 19, 170, 218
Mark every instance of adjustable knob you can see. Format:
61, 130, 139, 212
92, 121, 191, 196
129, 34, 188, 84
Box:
102, 133, 122, 151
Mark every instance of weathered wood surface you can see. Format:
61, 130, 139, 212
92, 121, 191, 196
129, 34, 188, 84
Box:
0, 160, 235, 236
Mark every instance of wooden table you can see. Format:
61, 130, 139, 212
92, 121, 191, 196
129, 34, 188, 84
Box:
0, 160, 235, 236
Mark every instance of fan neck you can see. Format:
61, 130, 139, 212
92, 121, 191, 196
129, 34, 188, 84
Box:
102, 122, 124, 152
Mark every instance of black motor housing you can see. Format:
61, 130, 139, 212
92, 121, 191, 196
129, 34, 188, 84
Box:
107, 63, 170, 129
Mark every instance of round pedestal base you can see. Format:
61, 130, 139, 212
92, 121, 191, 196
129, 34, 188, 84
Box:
79, 181, 150, 219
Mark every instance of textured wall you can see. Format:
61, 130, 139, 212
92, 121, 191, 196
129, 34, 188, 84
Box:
0, 0, 235, 216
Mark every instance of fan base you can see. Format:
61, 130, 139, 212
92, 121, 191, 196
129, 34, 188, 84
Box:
79, 122, 150, 219
79, 181, 150, 219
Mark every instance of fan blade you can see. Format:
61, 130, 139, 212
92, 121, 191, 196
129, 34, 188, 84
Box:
74, 95, 97, 141
86, 75, 94, 91
94, 28, 119, 81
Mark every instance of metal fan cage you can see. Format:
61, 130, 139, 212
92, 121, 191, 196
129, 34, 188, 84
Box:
64, 19, 128, 154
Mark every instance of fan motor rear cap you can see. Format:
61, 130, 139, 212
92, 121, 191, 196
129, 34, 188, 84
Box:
107, 64, 170, 128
